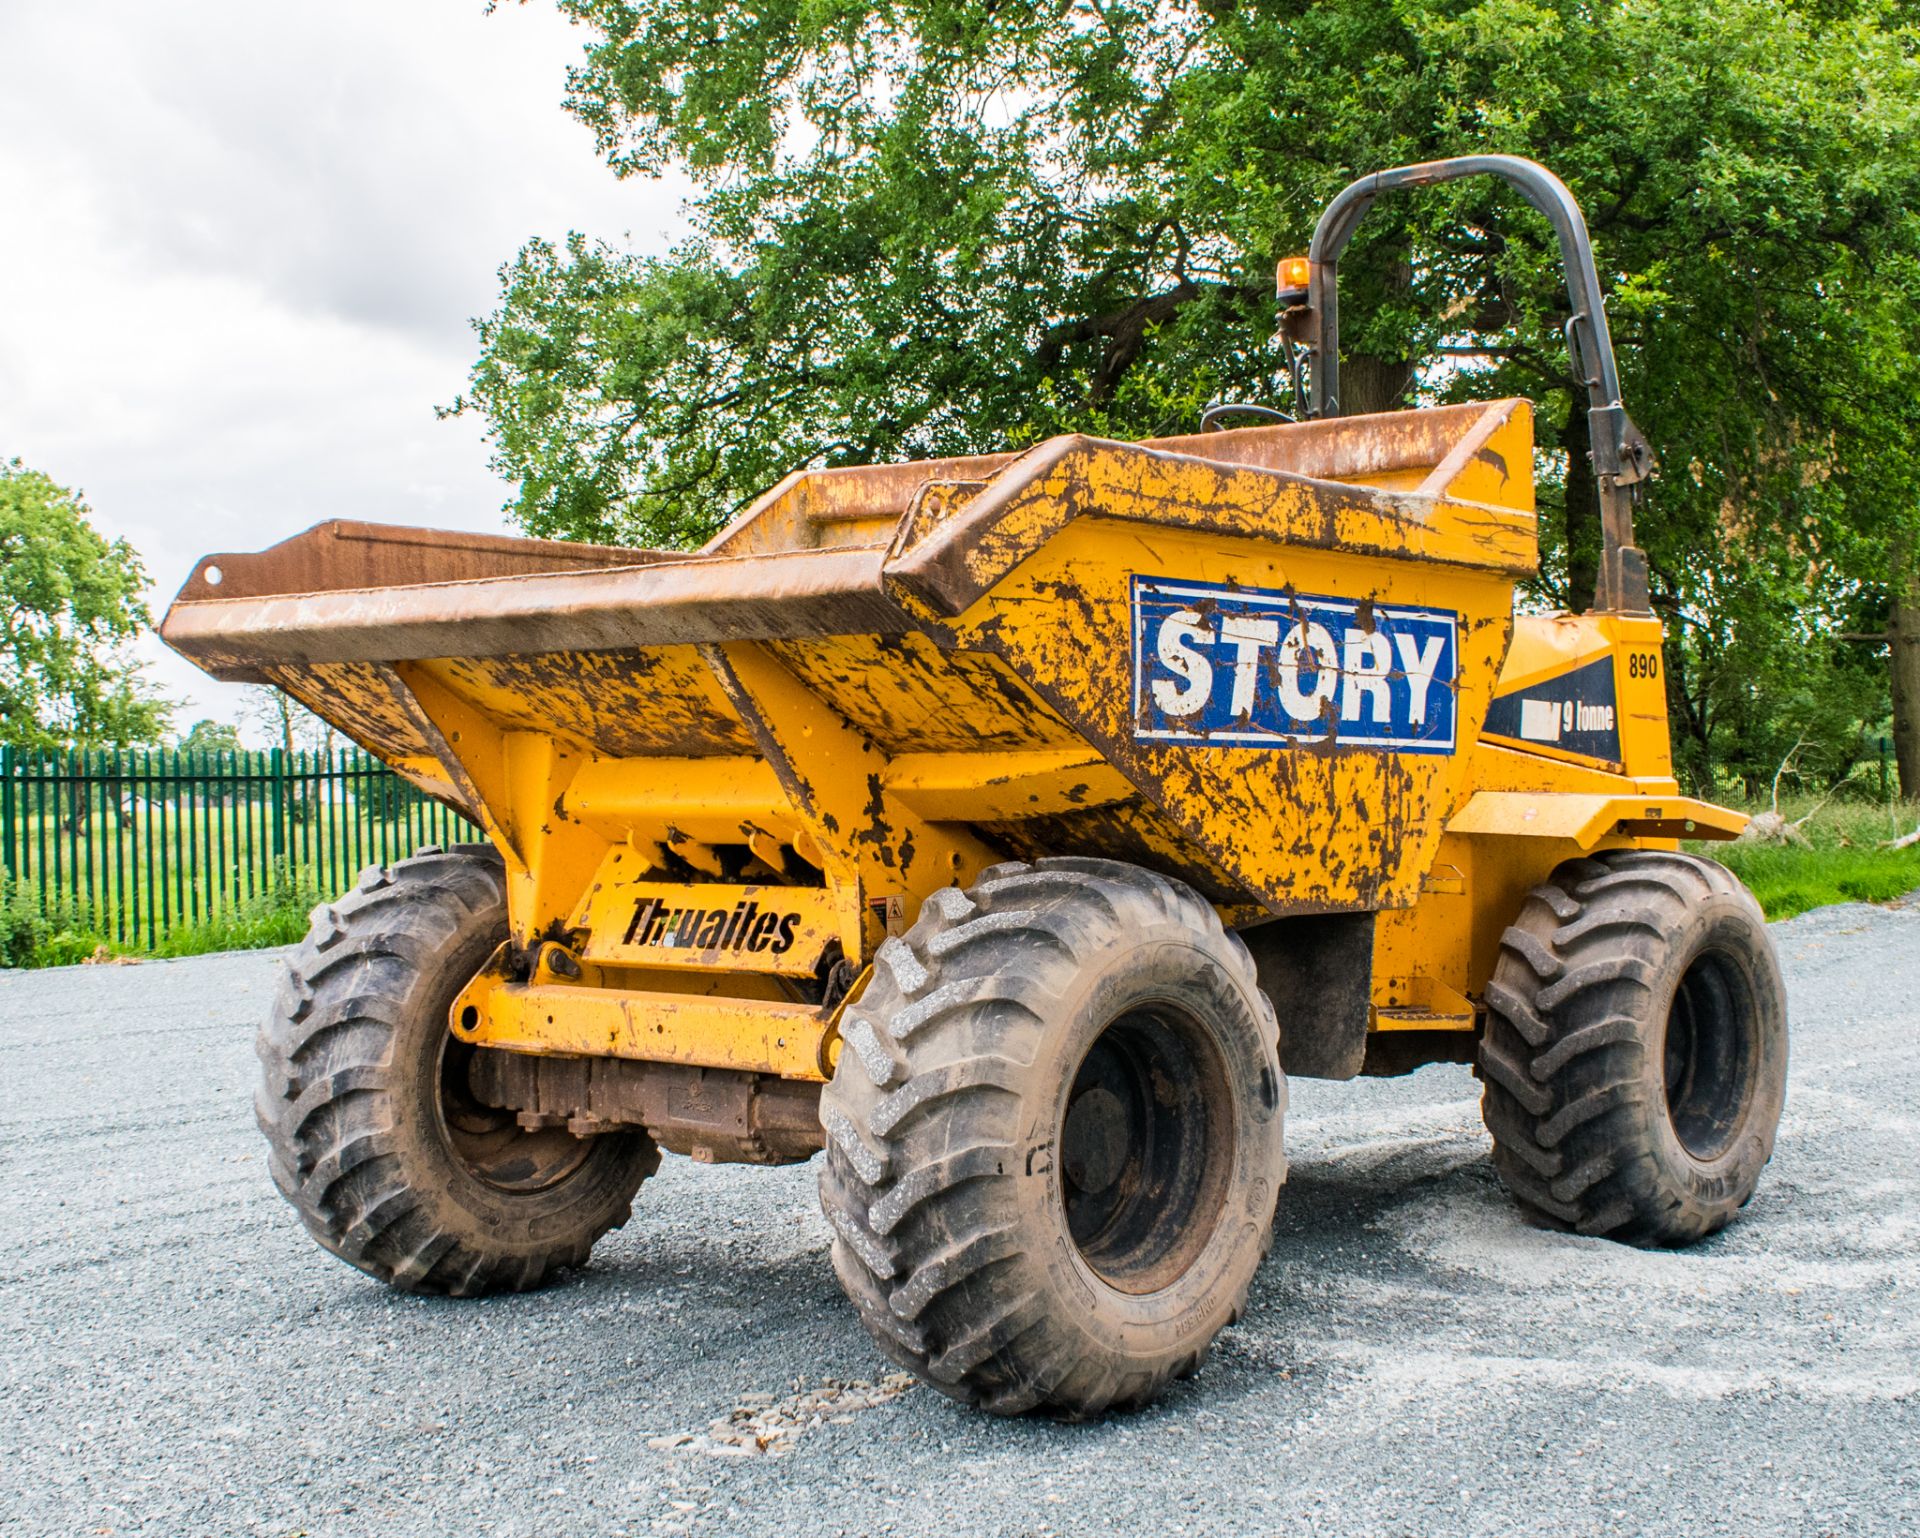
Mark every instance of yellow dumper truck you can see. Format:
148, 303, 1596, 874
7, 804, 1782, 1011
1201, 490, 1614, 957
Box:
162, 156, 1786, 1418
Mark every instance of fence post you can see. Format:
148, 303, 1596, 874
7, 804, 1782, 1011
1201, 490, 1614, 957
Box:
1, 742, 13, 884
270, 746, 288, 881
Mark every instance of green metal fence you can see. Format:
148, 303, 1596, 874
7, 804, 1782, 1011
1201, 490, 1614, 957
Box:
0, 745, 475, 950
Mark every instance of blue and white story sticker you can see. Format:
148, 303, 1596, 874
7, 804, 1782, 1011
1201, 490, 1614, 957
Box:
1131, 577, 1458, 753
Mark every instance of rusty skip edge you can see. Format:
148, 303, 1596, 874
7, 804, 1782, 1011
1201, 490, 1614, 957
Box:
162, 546, 910, 681
157, 400, 1531, 677
175, 519, 675, 604
885, 408, 1531, 620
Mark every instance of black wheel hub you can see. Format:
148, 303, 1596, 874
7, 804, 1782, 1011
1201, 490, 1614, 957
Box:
1059, 1006, 1235, 1294
1663, 949, 1757, 1162
437, 1037, 593, 1193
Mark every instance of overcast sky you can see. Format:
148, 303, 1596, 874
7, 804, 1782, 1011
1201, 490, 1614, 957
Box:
0, 1, 688, 737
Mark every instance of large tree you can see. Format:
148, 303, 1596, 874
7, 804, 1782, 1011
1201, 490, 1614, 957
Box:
459, 0, 1920, 792
0, 460, 170, 752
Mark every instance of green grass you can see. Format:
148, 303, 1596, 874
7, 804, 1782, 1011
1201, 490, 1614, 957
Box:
143, 885, 319, 960
1690, 796, 1920, 921
0, 875, 319, 968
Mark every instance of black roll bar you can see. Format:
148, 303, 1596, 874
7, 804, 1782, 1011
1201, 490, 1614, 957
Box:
1296, 155, 1652, 612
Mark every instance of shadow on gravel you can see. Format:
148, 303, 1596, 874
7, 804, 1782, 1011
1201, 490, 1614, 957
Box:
1270, 1145, 1498, 1246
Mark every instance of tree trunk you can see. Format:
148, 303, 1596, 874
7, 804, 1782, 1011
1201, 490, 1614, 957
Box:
1340, 353, 1414, 418
1892, 537, 1920, 798
1562, 406, 1600, 611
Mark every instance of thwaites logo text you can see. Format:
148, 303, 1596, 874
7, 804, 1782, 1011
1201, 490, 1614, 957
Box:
1131, 577, 1459, 753
623, 897, 801, 955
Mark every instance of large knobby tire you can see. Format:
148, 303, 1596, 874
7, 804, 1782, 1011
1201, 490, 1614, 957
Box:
1479, 849, 1788, 1245
256, 845, 659, 1294
819, 857, 1287, 1418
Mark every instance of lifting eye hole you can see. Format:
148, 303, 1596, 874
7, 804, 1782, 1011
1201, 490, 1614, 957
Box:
459, 1005, 479, 1030
202, 564, 224, 587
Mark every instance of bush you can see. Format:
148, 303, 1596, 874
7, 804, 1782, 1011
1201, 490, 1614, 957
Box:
146, 879, 317, 960
0, 867, 317, 968
0, 876, 49, 968
0, 876, 112, 968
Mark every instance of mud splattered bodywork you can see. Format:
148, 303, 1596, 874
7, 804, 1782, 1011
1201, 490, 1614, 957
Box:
200, 158, 1789, 1429
161, 397, 1740, 1088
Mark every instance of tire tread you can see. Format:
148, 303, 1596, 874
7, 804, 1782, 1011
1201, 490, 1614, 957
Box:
1479, 849, 1785, 1245
818, 857, 1284, 1417
257, 844, 655, 1294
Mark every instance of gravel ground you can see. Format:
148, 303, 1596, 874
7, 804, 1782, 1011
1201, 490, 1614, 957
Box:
3, 901, 1917, 1538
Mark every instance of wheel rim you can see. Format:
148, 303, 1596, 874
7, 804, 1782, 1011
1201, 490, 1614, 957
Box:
1662, 948, 1757, 1162
435, 1036, 593, 1193
1058, 1003, 1236, 1294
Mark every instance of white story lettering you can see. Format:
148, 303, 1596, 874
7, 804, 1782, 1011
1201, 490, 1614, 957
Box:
1151, 607, 1447, 725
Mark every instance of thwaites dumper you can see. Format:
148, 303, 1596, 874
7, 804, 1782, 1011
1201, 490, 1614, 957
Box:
164, 157, 1787, 1418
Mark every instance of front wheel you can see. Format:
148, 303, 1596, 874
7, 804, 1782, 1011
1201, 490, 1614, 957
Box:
255, 845, 658, 1294
819, 858, 1287, 1418
1479, 849, 1788, 1245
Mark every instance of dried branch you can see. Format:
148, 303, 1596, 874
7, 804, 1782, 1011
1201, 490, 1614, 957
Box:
1736, 738, 1832, 846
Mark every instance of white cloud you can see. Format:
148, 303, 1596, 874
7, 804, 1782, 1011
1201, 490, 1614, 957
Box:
0, 0, 688, 737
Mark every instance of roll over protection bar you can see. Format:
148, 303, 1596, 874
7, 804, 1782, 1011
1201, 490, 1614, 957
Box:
1295, 155, 1652, 613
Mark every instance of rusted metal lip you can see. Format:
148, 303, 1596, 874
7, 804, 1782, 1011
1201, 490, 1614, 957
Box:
884, 410, 1529, 620
162, 399, 1534, 675
160, 544, 908, 673
175, 518, 672, 604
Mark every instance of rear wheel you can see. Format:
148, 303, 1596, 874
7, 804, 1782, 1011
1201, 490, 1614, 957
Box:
1479, 849, 1787, 1245
255, 845, 658, 1294
819, 858, 1286, 1418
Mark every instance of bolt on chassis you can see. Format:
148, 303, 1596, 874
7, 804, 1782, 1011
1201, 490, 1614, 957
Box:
162, 157, 1786, 1418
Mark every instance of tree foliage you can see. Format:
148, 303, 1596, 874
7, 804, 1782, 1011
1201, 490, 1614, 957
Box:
178, 719, 243, 756
0, 460, 171, 752
459, 0, 1920, 791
